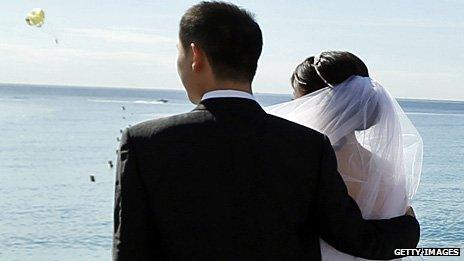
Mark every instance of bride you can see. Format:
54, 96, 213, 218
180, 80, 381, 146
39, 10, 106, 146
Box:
267, 51, 423, 260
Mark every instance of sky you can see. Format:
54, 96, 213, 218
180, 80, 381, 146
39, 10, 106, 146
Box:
0, 0, 463, 100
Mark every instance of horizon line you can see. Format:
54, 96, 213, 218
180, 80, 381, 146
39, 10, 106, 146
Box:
1, 81, 463, 103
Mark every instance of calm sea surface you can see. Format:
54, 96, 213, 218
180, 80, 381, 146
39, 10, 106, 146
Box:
0, 84, 463, 260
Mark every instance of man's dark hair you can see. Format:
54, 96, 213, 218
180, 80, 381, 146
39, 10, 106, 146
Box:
180, 1, 263, 83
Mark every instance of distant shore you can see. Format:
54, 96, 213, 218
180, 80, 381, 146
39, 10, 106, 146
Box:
1, 82, 464, 103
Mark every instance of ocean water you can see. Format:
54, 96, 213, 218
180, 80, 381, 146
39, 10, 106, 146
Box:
0, 84, 463, 260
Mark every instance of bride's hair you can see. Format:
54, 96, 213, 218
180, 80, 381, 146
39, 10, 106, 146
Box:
292, 51, 379, 131
291, 51, 369, 95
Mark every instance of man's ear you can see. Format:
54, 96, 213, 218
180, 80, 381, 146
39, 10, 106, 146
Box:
190, 43, 203, 72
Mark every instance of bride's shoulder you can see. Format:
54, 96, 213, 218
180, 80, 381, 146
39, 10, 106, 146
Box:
357, 145, 395, 174
338, 143, 394, 172
371, 152, 395, 172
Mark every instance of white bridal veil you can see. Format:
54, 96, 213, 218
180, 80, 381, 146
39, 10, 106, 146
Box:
267, 75, 423, 219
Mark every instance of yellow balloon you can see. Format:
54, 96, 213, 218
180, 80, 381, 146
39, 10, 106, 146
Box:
25, 8, 45, 27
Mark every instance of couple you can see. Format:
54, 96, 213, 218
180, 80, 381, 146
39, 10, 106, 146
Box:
113, 2, 422, 260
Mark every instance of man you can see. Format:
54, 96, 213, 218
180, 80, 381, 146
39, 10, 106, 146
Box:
113, 2, 420, 260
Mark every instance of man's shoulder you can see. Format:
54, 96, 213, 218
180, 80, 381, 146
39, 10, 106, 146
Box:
127, 110, 212, 139
265, 113, 326, 140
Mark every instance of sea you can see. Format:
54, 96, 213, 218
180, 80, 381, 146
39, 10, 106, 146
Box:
0, 84, 463, 260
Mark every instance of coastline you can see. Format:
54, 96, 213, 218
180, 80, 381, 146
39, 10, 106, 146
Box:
1, 82, 463, 103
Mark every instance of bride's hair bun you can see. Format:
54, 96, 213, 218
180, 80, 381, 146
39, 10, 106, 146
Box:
292, 51, 369, 95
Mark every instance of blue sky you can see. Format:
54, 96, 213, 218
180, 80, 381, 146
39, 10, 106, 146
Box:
1, 0, 463, 100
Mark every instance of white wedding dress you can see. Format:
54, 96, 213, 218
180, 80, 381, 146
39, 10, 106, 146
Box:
266, 76, 423, 260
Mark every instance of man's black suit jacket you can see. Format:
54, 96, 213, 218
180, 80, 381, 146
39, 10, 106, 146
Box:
113, 98, 420, 260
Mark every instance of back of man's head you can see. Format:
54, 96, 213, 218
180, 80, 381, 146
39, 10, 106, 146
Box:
179, 1, 263, 83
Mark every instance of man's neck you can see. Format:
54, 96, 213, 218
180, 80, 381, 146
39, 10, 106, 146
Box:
204, 81, 253, 95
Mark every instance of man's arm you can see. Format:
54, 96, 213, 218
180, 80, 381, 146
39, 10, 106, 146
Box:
113, 129, 158, 260
317, 135, 420, 260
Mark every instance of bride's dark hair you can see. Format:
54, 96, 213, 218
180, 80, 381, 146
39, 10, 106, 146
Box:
291, 51, 369, 95
292, 51, 379, 131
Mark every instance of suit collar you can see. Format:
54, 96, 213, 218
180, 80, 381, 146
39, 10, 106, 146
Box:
193, 97, 266, 116
201, 90, 255, 101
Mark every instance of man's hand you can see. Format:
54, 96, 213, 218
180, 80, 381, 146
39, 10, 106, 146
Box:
406, 206, 416, 218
